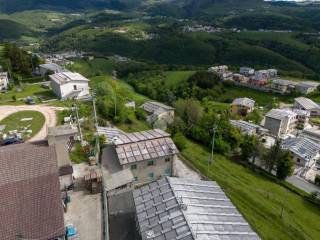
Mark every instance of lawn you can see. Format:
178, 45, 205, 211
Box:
0, 84, 56, 105
0, 110, 45, 140
67, 58, 116, 78
180, 139, 320, 240
219, 85, 294, 106
163, 71, 195, 87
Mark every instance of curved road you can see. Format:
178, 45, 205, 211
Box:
0, 105, 66, 142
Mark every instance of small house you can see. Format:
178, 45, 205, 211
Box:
231, 97, 255, 116
230, 120, 269, 136
240, 67, 255, 76
282, 137, 320, 169
294, 97, 320, 117
271, 79, 295, 94
50, 71, 90, 100
39, 63, 65, 76
295, 81, 320, 95
140, 101, 175, 128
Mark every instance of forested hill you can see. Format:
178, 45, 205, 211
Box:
0, 0, 282, 14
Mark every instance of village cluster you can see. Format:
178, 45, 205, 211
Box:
209, 65, 320, 95
1, 53, 320, 240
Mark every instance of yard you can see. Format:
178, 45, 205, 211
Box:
0, 84, 56, 105
0, 110, 45, 140
180, 139, 320, 240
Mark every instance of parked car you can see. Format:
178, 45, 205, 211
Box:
0, 137, 24, 146
25, 96, 36, 105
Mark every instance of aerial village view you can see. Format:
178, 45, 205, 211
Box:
0, 0, 320, 240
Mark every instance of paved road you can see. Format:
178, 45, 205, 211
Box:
0, 105, 65, 142
287, 175, 320, 193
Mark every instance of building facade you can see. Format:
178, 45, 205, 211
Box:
264, 109, 297, 137
231, 97, 255, 116
0, 71, 9, 91
294, 97, 320, 117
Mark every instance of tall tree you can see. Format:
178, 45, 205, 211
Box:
276, 150, 294, 180
263, 139, 282, 173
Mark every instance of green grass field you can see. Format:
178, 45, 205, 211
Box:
67, 58, 116, 78
180, 139, 320, 240
0, 84, 56, 105
163, 71, 195, 87
0, 110, 45, 140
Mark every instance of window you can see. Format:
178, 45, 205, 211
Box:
148, 172, 154, 180
164, 168, 171, 176
297, 158, 301, 163
73, 85, 77, 90
165, 158, 170, 163
131, 164, 137, 170
147, 160, 154, 166
134, 176, 138, 182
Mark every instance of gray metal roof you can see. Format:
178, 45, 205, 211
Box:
133, 177, 260, 240
265, 109, 297, 121
230, 120, 268, 135
141, 101, 174, 115
272, 79, 294, 86
50, 71, 89, 85
231, 98, 255, 108
114, 129, 179, 165
104, 168, 134, 191
282, 137, 320, 161
97, 126, 125, 144
296, 81, 320, 88
295, 97, 320, 111
40, 63, 64, 72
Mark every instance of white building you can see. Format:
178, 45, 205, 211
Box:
0, 72, 9, 91
240, 67, 255, 76
282, 137, 320, 169
294, 97, 320, 117
264, 109, 297, 137
50, 72, 90, 100
39, 63, 65, 76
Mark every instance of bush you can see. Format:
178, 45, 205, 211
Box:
173, 132, 187, 151
135, 108, 146, 120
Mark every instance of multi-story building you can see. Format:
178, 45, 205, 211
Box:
231, 97, 255, 116
102, 129, 179, 186
271, 79, 295, 94
264, 109, 297, 137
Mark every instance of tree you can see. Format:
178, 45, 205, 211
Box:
315, 174, 320, 186
263, 139, 282, 173
276, 150, 294, 180
240, 134, 257, 162
173, 132, 187, 150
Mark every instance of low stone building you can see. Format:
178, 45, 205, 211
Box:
0, 143, 65, 240
295, 81, 320, 94
140, 101, 175, 129
271, 79, 295, 94
102, 129, 179, 186
133, 177, 260, 240
231, 97, 255, 116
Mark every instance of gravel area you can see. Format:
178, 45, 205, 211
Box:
0, 104, 65, 141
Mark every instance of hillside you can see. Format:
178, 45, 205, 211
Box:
0, 19, 33, 39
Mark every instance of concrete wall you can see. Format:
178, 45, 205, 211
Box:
48, 134, 72, 167
60, 81, 90, 99
264, 117, 282, 137
51, 79, 63, 99
123, 155, 175, 185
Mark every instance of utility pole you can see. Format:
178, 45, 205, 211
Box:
72, 104, 83, 143
112, 70, 117, 118
92, 92, 98, 129
280, 189, 289, 219
207, 124, 217, 177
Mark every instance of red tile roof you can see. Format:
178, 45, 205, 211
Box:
0, 143, 65, 240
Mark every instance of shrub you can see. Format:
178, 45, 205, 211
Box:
173, 132, 187, 151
